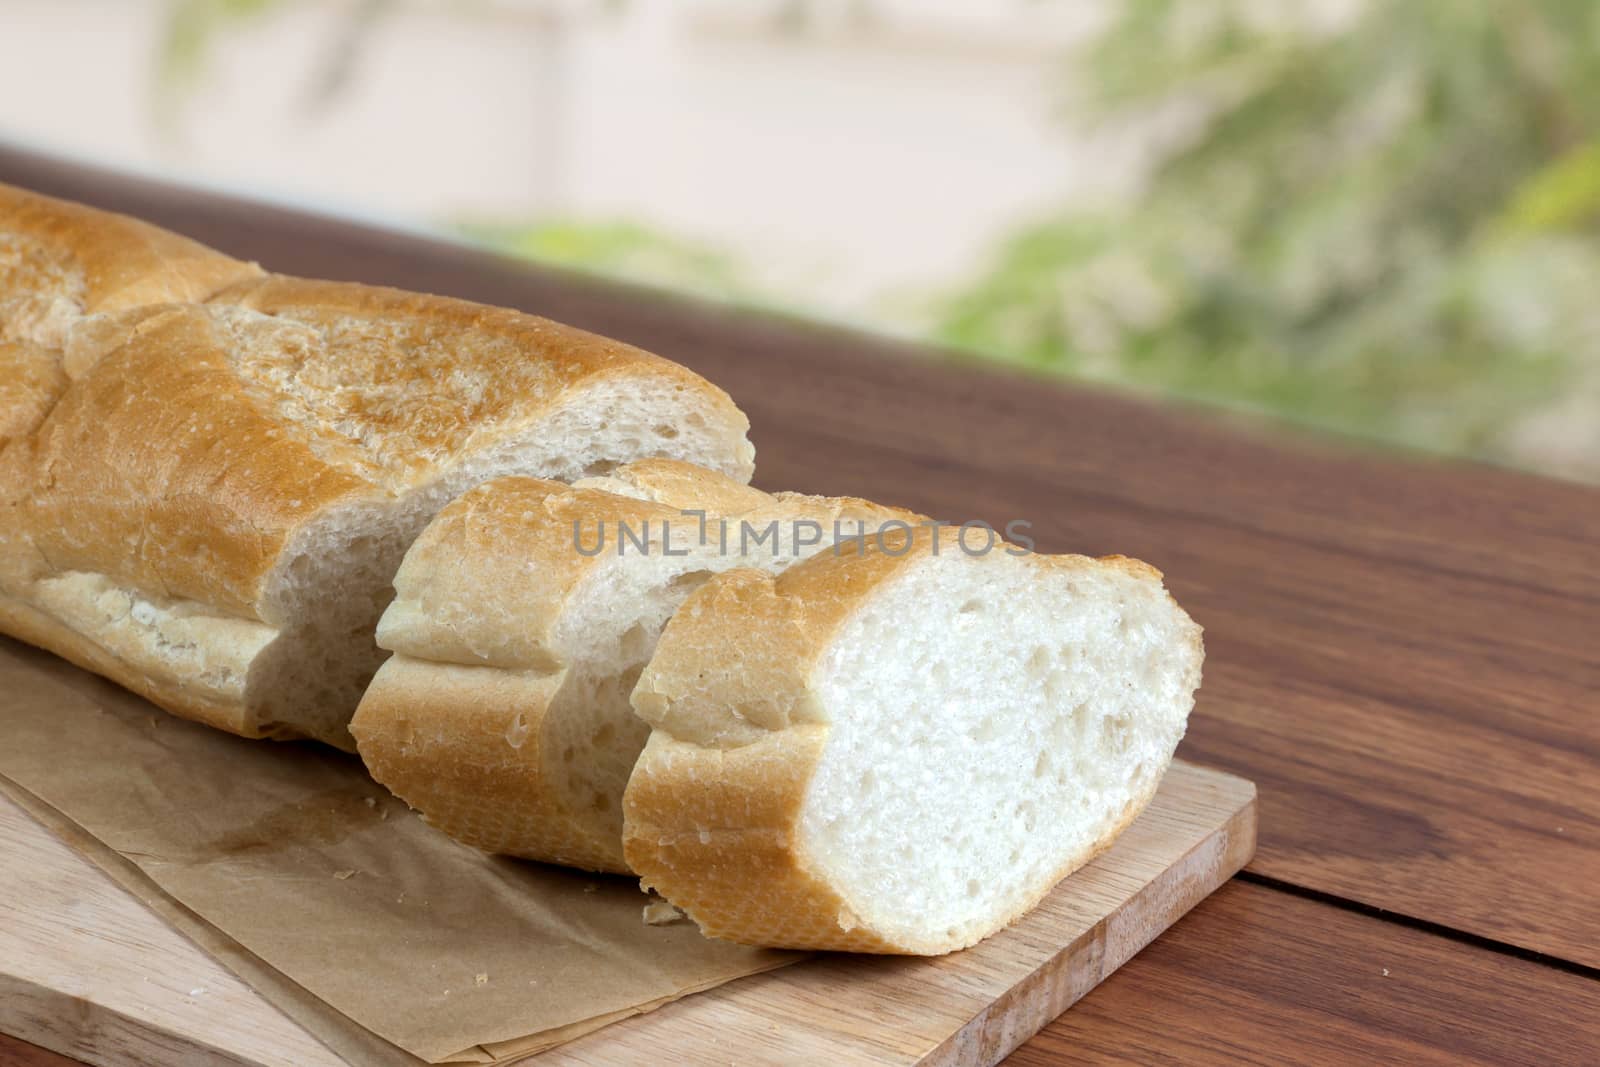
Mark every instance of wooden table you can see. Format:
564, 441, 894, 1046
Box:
1, 145, 1596, 1066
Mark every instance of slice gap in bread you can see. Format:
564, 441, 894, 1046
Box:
538, 555, 721, 855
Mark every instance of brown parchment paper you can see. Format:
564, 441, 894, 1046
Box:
0, 639, 798, 1064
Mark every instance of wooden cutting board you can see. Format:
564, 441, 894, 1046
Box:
0, 760, 1254, 1067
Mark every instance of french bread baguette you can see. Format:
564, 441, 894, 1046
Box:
352, 459, 919, 871
623, 528, 1202, 954
0, 185, 754, 749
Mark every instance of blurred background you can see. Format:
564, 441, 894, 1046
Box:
2, 0, 1597, 482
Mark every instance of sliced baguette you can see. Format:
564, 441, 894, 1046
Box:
0, 187, 755, 749
623, 527, 1202, 954
352, 460, 918, 872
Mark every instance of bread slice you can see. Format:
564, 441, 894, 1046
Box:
0, 190, 755, 749
622, 528, 1203, 954
351, 460, 917, 872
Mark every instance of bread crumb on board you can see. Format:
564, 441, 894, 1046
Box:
475, 972, 489, 986
333, 869, 357, 880
642, 894, 685, 926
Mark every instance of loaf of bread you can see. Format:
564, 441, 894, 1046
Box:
4, 183, 1202, 959
352, 459, 917, 871
0, 184, 754, 749
623, 528, 1202, 954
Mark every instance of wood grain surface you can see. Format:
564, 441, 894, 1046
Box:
19, 149, 1588, 964
0, 1037, 78, 1067
0, 764, 1252, 1067
1, 145, 1596, 1063
1012, 880, 1600, 1067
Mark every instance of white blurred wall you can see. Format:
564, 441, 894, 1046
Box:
0, 0, 1128, 313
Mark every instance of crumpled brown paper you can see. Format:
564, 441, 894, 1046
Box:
0, 638, 797, 1064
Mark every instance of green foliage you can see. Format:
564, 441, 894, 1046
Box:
157, 0, 392, 121
939, 0, 1600, 475
1498, 141, 1600, 235
460, 220, 760, 304
159, 0, 286, 93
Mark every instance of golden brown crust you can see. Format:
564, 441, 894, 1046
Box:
6, 279, 757, 620
208, 275, 754, 484
348, 655, 633, 868
0, 339, 67, 449
585, 457, 775, 514
624, 727, 909, 953
11, 306, 373, 617
622, 531, 1199, 954
0, 182, 261, 351
375, 475, 696, 673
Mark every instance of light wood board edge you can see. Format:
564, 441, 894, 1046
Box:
925, 783, 1256, 1065
0, 762, 1255, 1067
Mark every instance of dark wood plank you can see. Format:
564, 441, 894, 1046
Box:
1009, 880, 1600, 1067
0, 1034, 78, 1067
1, 146, 1596, 967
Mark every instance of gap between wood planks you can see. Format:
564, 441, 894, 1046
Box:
1235, 870, 1600, 982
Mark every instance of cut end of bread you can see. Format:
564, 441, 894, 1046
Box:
623, 541, 1202, 954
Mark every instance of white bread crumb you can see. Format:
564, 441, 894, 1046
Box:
642, 895, 685, 925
